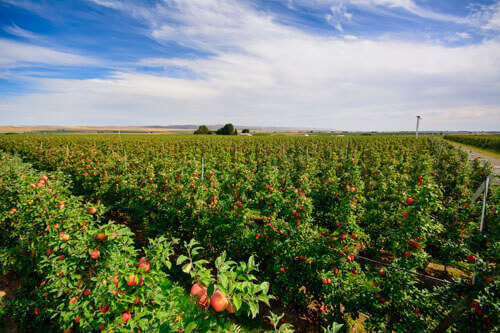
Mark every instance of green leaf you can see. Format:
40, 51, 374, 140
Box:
248, 255, 255, 270
207, 284, 215, 298
232, 295, 242, 310
219, 274, 229, 289
248, 301, 259, 318
176, 255, 188, 265
184, 321, 197, 333
182, 262, 192, 274
259, 295, 270, 306
259, 281, 269, 294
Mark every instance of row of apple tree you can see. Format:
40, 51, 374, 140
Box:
0, 134, 497, 332
0, 152, 282, 332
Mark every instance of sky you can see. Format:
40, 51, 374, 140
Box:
0, 0, 499, 131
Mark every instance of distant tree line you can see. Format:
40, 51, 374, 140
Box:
194, 124, 249, 135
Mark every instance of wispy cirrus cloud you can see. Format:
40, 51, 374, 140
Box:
3, 23, 40, 40
474, 2, 500, 31
1, 0, 499, 130
0, 0, 499, 130
0, 38, 98, 68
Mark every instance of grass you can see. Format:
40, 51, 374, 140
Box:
444, 140, 500, 160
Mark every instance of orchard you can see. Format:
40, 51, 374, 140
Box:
0, 134, 498, 332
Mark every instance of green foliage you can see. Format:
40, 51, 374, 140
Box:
267, 311, 294, 332
0, 153, 266, 332
216, 123, 237, 135
0, 134, 498, 332
445, 134, 500, 153
194, 125, 212, 135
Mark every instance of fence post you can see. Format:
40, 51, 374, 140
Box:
479, 175, 490, 232
472, 174, 491, 285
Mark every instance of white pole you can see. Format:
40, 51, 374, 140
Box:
416, 116, 421, 138
66, 144, 69, 157
124, 149, 127, 170
473, 175, 491, 285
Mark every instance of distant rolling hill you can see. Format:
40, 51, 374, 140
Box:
0, 125, 333, 133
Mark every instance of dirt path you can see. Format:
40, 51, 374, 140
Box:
447, 141, 500, 176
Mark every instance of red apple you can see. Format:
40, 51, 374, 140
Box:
227, 303, 236, 313
90, 249, 100, 259
99, 304, 109, 313
197, 292, 208, 306
127, 274, 137, 286
211, 290, 228, 312
190, 284, 206, 296
122, 311, 131, 323
96, 233, 108, 241
139, 262, 150, 272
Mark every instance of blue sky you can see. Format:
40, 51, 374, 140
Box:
0, 0, 499, 130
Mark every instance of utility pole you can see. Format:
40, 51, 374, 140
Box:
415, 116, 421, 138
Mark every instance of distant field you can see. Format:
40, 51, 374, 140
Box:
444, 134, 500, 153
0, 125, 194, 134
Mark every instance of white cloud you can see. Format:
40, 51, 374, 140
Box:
482, 3, 500, 31
291, 0, 469, 25
456, 32, 471, 39
3, 24, 39, 40
0, 38, 97, 68
2, 0, 500, 130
